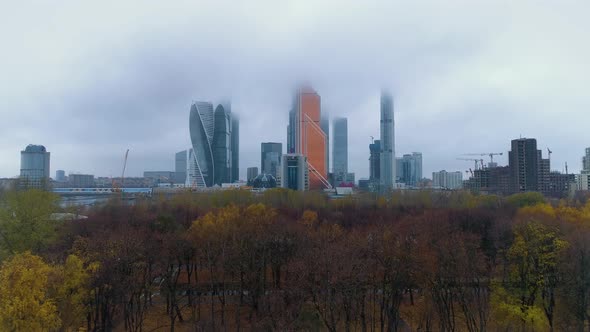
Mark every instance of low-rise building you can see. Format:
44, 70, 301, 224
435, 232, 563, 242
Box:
68, 174, 95, 188
432, 170, 463, 190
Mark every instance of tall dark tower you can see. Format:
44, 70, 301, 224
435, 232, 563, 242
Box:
213, 104, 231, 185
380, 91, 395, 190
231, 113, 239, 182
333, 117, 348, 176
509, 138, 539, 192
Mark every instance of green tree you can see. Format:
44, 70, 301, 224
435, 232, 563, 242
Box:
0, 252, 61, 331
0, 189, 59, 257
499, 222, 567, 331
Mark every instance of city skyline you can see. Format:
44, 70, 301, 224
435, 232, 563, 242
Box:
1, 1, 589, 180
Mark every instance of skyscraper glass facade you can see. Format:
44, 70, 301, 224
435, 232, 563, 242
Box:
333, 117, 348, 176
398, 152, 423, 186
20, 144, 50, 189
380, 91, 395, 190
286, 87, 329, 190
188, 101, 239, 188
261, 142, 282, 178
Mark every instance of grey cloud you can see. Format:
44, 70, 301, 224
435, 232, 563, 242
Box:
1, 0, 589, 180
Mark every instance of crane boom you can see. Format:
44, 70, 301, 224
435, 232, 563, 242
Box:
462, 152, 503, 163
457, 158, 484, 170
121, 149, 129, 188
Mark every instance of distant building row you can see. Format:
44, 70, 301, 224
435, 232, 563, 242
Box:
463, 138, 581, 198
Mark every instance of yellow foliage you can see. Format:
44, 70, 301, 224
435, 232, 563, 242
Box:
517, 203, 556, 220
244, 203, 276, 227
300, 210, 318, 228
0, 252, 61, 331
54, 254, 92, 331
490, 284, 548, 330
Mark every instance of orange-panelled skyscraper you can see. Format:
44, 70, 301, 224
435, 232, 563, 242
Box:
287, 87, 331, 189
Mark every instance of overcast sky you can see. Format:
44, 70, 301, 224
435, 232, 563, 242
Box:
1, 1, 589, 180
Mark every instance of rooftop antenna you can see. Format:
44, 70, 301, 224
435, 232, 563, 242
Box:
565, 162, 569, 174
370, 136, 374, 144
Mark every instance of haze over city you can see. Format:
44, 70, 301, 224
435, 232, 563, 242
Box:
1, 1, 589, 179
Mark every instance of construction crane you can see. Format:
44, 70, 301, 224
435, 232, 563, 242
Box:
121, 149, 129, 188
457, 158, 484, 170
112, 149, 129, 192
462, 152, 504, 164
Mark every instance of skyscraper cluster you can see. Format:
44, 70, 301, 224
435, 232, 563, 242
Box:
187, 101, 239, 188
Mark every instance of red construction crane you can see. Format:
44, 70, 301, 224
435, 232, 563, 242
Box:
112, 149, 129, 192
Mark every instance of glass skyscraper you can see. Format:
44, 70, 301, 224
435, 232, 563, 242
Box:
188, 101, 239, 188
20, 144, 50, 189
321, 112, 330, 174
231, 114, 239, 182
286, 87, 330, 190
398, 152, 423, 187
261, 142, 282, 178
333, 117, 348, 176
175, 150, 188, 184
380, 91, 395, 190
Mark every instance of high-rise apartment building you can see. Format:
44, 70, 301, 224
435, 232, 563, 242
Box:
583, 147, 590, 172
508, 138, 540, 192
20, 144, 50, 189
333, 117, 348, 176
286, 87, 329, 189
380, 91, 395, 190
578, 173, 590, 191
261, 142, 282, 178
188, 101, 239, 188
280, 154, 309, 191
432, 170, 463, 189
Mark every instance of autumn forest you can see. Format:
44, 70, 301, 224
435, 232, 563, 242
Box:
1, 188, 590, 331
